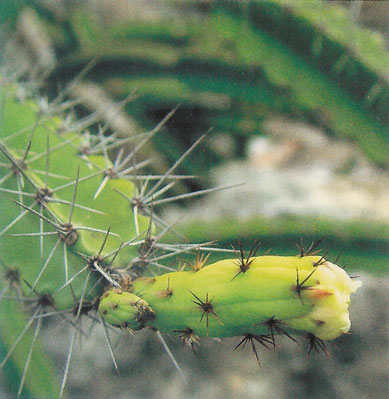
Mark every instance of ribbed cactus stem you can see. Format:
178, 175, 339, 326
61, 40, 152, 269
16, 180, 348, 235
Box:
99, 255, 361, 341
0, 83, 151, 309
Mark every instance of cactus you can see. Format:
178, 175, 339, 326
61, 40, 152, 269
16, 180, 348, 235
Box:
0, 75, 362, 397
2, 2, 385, 395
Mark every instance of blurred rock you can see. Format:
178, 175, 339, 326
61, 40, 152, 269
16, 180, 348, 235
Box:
164, 119, 389, 223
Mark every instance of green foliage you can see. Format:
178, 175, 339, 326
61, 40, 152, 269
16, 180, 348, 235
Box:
34, 0, 388, 172
0, 0, 24, 26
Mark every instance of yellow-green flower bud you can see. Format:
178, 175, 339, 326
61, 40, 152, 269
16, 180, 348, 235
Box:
98, 289, 155, 331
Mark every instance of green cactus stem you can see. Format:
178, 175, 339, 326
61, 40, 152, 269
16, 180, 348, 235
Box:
0, 82, 154, 309
99, 254, 361, 342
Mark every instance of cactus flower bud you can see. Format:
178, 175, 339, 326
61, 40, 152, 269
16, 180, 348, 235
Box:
99, 289, 155, 331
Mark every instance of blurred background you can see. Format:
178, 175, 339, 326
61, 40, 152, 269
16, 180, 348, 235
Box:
0, 0, 388, 398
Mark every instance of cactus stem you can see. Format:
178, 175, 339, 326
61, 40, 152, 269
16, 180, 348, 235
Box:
55, 265, 89, 294
11, 199, 55, 227
0, 307, 40, 370
52, 168, 100, 193
189, 290, 223, 335
0, 285, 9, 305
31, 238, 61, 291
0, 170, 13, 185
